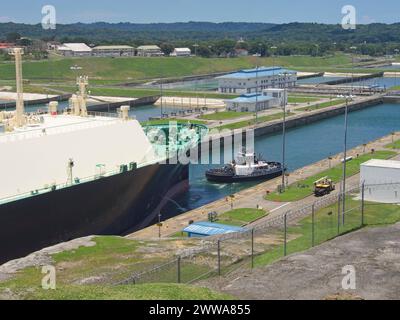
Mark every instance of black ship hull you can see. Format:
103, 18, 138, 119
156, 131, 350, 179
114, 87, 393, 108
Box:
0, 163, 188, 264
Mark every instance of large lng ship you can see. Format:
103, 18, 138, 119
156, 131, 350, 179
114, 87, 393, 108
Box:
0, 49, 206, 264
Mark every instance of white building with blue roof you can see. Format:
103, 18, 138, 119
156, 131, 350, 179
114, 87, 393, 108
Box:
225, 93, 277, 112
217, 66, 297, 94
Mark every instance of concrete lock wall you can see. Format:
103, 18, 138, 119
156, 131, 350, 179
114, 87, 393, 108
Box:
361, 163, 400, 203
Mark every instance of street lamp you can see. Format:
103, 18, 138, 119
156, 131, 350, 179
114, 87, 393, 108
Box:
271, 46, 278, 88
337, 93, 354, 224
281, 85, 288, 192
349, 46, 357, 95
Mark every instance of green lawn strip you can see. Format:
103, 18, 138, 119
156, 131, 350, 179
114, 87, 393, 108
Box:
265, 150, 397, 202
385, 139, 400, 149
254, 198, 400, 268
296, 99, 345, 112
217, 208, 267, 226
288, 96, 320, 104
200, 111, 250, 121
216, 112, 294, 131
0, 54, 352, 82
36, 84, 237, 100
141, 118, 208, 126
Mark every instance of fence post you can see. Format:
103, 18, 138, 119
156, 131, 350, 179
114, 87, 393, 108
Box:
311, 203, 315, 247
177, 256, 181, 284
251, 229, 254, 269
284, 214, 287, 257
361, 182, 365, 227
337, 193, 341, 235
217, 240, 221, 276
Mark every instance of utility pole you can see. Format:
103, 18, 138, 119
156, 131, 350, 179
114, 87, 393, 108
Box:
10, 48, 25, 127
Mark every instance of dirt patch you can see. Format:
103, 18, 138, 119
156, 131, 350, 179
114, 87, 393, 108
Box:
200, 223, 400, 300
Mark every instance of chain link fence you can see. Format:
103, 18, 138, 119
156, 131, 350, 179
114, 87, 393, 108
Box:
115, 182, 400, 286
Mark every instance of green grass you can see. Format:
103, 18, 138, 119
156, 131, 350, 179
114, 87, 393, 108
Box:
385, 139, 400, 149
266, 150, 397, 202
0, 279, 231, 300
288, 96, 321, 104
296, 99, 345, 111
141, 118, 208, 126
0, 236, 232, 300
200, 111, 250, 121
216, 112, 294, 131
0, 53, 353, 83
217, 208, 267, 226
254, 198, 400, 267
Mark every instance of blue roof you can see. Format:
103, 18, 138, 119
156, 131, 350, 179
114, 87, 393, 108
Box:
183, 222, 245, 236
217, 66, 297, 80
226, 93, 275, 103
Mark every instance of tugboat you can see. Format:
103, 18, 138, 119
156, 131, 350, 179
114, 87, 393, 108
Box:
205, 151, 283, 183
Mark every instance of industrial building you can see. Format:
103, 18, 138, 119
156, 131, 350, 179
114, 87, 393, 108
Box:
225, 93, 277, 112
217, 66, 297, 94
136, 45, 164, 57
360, 159, 400, 203
170, 47, 191, 57
57, 43, 92, 56
92, 45, 135, 57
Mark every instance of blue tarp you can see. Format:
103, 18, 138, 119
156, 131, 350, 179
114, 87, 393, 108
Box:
183, 221, 245, 237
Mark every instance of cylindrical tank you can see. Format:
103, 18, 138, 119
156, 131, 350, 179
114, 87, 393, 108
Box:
120, 105, 130, 120
48, 101, 59, 116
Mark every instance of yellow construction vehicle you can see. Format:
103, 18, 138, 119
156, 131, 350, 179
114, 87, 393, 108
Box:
314, 177, 335, 197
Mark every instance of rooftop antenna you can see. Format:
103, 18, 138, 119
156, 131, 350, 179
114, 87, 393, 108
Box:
10, 48, 25, 127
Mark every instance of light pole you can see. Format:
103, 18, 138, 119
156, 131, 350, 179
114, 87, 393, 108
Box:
394, 49, 399, 87
193, 43, 199, 57
349, 46, 357, 95
337, 94, 354, 224
271, 46, 278, 88
255, 66, 259, 124
281, 87, 287, 192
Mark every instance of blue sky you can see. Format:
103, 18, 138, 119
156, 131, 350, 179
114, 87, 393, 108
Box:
0, 0, 399, 24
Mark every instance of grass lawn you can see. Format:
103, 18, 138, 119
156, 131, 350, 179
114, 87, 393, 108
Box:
200, 111, 250, 121
217, 208, 267, 226
0, 236, 232, 300
254, 197, 400, 267
288, 96, 321, 104
216, 112, 294, 131
385, 139, 400, 149
265, 150, 397, 202
0, 53, 353, 83
296, 99, 345, 112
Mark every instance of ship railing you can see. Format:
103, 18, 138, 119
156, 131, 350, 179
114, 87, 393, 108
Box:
0, 155, 167, 206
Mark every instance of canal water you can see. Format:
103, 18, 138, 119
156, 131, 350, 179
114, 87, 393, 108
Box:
162, 102, 400, 219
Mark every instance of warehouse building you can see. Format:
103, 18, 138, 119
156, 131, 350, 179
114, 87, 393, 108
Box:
225, 93, 277, 112
57, 43, 92, 57
136, 45, 164, 57
360, 159, 400, 203
92, 45, 135, 57
217, 66, 297, 94
170, 47, 191, 57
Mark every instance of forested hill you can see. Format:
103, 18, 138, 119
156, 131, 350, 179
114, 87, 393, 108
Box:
1, 21, 400, 44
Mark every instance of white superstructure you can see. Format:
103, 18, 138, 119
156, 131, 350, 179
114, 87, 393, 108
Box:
0, 113, 158, 201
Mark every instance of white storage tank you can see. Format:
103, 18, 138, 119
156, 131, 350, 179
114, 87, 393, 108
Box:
360, 159, 400, 203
